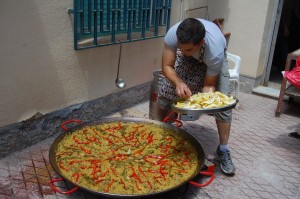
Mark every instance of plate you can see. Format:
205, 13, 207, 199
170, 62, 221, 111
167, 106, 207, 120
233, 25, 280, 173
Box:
171, 98, 239, 115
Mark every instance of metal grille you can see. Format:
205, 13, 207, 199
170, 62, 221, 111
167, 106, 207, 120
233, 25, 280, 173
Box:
71, 0, 172, 50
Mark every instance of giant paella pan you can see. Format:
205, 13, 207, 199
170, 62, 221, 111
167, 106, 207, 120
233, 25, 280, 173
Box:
49, 117, 214, 198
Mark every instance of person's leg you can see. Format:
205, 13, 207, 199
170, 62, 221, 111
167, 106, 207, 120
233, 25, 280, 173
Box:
216, 119, 231, 145
215, 52, 232, 147
215, 51, 236, 175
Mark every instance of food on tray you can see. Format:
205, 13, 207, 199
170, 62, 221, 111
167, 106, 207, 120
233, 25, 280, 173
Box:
175, 91, 236, 109
56, 121, 199, 195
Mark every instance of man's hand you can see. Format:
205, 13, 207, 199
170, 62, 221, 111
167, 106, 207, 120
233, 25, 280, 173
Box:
175, 80, 192, 98
203, 75, 218, 93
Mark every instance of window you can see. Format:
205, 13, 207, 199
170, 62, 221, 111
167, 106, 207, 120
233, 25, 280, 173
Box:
70, 0, 172, 50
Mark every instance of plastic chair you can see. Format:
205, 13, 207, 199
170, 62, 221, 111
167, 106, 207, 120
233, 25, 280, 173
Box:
227, 52, 241, 100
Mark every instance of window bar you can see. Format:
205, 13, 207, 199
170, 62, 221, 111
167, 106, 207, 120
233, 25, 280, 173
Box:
132, 0, 137, 30
163, 0, 168, 25
111, 0, 116, 43
87, 0, 92, 33
100, 0, 104, 32
153, 0, 159, 36
123, 0, 128, 30
166, 0, 172, 30
150, 0, 155, 26
158, 0, 163, 26
127, 0, 133, 41
93, 0, 98, 45
106, 0, 111, 30
116, 0, 121, 31
137, 0, 142, 28
141, 0, 146, 38
145, 0, 151, 29
80, 0, 84, 34
74, 0, 78, 49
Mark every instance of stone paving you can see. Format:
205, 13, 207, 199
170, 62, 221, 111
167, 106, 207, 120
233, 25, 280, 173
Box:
0, 92, 299, 199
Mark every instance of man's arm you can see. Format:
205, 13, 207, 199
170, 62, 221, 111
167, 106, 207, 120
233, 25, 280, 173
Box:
162, 44, 192, 98
202, 75, 219, 93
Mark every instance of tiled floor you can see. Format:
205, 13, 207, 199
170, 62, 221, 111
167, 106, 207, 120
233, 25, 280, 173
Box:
0, 92, 299, 199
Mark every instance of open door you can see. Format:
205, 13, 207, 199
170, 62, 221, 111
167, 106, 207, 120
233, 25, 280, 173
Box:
263, 0, 300, 90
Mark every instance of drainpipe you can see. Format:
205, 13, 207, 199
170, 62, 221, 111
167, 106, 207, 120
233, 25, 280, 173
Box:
180, 0, 184, 21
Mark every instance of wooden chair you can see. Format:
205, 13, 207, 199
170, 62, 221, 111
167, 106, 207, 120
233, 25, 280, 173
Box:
213, 18, 231, 46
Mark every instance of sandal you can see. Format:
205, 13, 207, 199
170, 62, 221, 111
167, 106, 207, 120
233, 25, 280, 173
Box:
288, 132, 300, 139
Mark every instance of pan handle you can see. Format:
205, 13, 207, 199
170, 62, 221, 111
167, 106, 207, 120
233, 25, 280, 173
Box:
189, 171, 215, 187
61, 119, 82, 131
49, 178, 78, 194
162, 111, 183, 128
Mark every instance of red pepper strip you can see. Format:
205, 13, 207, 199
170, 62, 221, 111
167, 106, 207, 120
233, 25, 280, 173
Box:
101, 136, 113, 144
175, 169, 188, 173
159, 144, 171, 153
147, 134, 154, 145
88, 159, 101, 164
159, 166, 168, 179
56, 151, 72, 157
141, 132, 148, 139
172, 160, 180, 166
142, 157, 152, 164
130, 167, 142, 183
153, 159, 170, 166
138, 165, 146, 177
69, 159, 82, 165
79, 145, 91, 154
156, 154, 170, 164
91, 164, 99, 175
159, 160, 170, 165
133, 147, 145, 155
166, 137, 173, 142
154, 176, 163, 185
109, 156, 128, 161
147, 180, 153, 189
73, 135, 90, 145
109, 154, 122, 161
181, 159, 190, 166
58, 161, 69, 171
92, 168, 103, 180
108, 133, 120, 138
105, 179, 115, 192
100, 169, 109, 177
147, 169, 158, 174
83, 130, 100, 143
147, 155, 163, 159
110, 168, 118, 177
137, 129, 147, 137
120, 178, 126, 189
95, 179, 104, 184
72, 172, 80, 183
92, 136, 102, 144
135, 180, 142, 190
92, 129, 100, 135
105, 123, 123, 132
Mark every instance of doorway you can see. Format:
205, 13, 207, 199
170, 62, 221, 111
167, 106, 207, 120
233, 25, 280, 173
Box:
265, 0, 300, 90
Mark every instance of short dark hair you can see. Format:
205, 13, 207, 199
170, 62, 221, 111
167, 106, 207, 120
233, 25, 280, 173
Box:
176, 18, 206, 45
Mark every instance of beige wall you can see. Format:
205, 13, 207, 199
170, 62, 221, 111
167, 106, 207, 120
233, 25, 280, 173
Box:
0, 0, 181, 126
0, 0, 275, 127
208, 0, 274, 79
